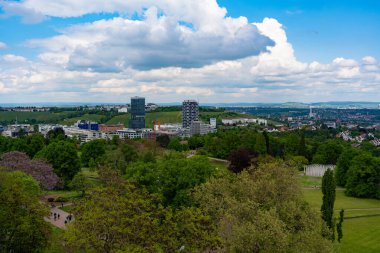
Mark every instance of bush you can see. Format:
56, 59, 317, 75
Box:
55, 196, 68, 202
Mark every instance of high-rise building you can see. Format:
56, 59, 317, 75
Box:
182, 100, 199, 128
210, 118, 217, 128
129, 96, 145, 129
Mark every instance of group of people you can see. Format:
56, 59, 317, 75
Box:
50, 212, 73, 224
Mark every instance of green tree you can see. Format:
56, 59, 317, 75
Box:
337, 209, 344, 243
335, 148, 361, 187
194, 161, 334, 252
254, 132, 267, 155
26, 134, 45, 157
298, 130, 307, 157
345, 153, 380, 199
36, 140, 80, 185
121, 143, 138, 163
321, 169, 336, 241
312, 141, 343, 164
0, 170, 51, 252
70, 172, 92, 196
64, 180, 220, 252
126, 155, 216, 208
81, 139, 107, 167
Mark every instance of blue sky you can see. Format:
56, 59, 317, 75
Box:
0, 0, 379, 103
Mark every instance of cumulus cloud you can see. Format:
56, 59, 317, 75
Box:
0, 42, 7, 49
26, 4, 273, 70
2, 54, 27, 62
0, 0, 379, 103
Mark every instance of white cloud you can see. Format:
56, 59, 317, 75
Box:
27, 4, 273, 71
0, 1, 380, 103
2, 54, 27, 62
0, 42, 6, 49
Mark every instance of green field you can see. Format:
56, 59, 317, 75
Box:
0, 111, 71, 123
107, 111, 182, 127
61, 114, 106, 125
302, 183, 380, 253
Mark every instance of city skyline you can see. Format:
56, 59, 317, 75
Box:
0, 0, 379, 103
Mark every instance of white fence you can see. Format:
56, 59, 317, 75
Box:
304, 164, 336, 177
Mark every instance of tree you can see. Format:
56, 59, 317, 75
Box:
81, 139, 107, 167
121, 143, 138, 163
0, 171, 51, 252
36, 141, 80, 185
345, 153, 380, 199
312, 141, 343, 164
335, 148, 361, 187
194, 161, 334, 252
64, 180, 220, 252
26, 134, 45, 158
70, 172, 92, 197
254, 133, 267, 155
125, 155, 216, 208
46, 127, 65, 142
0, 151, 59, 190
228, 148, 256, 173
336, 209, 344, 243
321, 169, 336, 241
298, 130, 307, 157
156, 134, 170, 148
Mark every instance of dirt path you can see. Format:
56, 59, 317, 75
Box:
44, 204, 74, 230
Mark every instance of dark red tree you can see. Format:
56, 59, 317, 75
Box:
0, 151, 59, 190
228, 148, 257, 173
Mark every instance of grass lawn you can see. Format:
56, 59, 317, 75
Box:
60, 205, 73, 213
302, 187, 380, 253
43, 226, 66, 253
45, 190, 81, 200
302, 189, 380, 210
338, 216, 380, 253
300, 175, 323, 187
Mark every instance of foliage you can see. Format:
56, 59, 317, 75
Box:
125, 154, 216, 207
168, 137, 189, 152
36, 141, 80, 185
194, 161, 334, 252
337, 209, 344, 243
289, 155, 309, 171
70, 172, 93, 196
227, 148, 256, 173
335, 148, 361, 187
156, 134, 170, 148
80, 139, 107, 167
321, 169, 336, 241
345, 153, 380, 199
0, 151, 59, 190
312, 141, 343, 164
64, 179, 220, 253
0, 171, 51, 252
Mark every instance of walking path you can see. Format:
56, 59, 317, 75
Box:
44, 203, 74, 230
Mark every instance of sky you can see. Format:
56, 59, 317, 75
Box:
0, 0, 379, 104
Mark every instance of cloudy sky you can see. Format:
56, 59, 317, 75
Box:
0, 0, 379, 104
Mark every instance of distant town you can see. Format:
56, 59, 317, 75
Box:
1, 100, 380, 147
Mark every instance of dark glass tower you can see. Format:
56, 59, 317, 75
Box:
129, 96, 145, 129
182, 100, 199, 128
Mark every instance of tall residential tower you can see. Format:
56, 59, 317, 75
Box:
182, 100, 199, 128
129, 96, 145, 129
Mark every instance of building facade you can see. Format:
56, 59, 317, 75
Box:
129, 96, 145, 129
182, 100, 199, 128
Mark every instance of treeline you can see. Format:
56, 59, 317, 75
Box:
164, 128, 380, 199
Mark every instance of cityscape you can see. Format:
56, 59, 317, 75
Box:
0, 1, 379, 253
